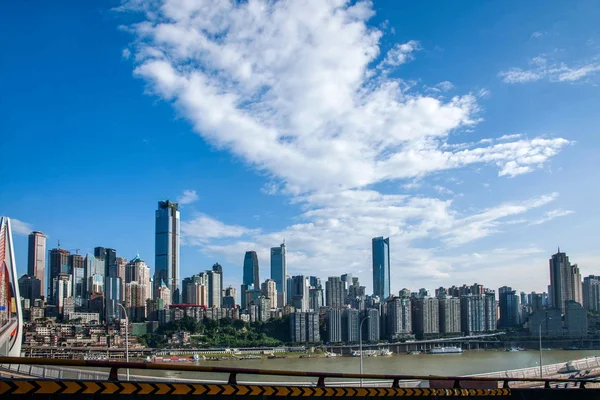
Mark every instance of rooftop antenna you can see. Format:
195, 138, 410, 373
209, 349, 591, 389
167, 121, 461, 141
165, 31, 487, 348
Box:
58, 239, 61, 248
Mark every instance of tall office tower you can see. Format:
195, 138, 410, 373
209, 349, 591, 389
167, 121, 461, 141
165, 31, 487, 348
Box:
243, 251, 259, 288
326, 308, 342, 343
96, 248, 121, 322
291, 275, 309, 311
286, 276, 292, 305
583, 275, 600, 312
212, 263, 223, 305
438, 297, 461, 334
549, 249, 583, 313
520, 292, 528, 305
27, 231, 46, 298
18, 275, 41, 303
69, 254, 84, 308
309, 287, 323, 311
207, 270, 221, 308
155, 200, 180, 303
116, 257, 127, 298
365, 308, 380, 341
83, 254, 97, 298
270, 242, 286, 307
412, 297, 439, 335
261, 279, 277, 309
342, 308, 360, 342
325, 276, 345, 308
498, 286, 520, 328
386, 297, 411, 338
48, 248, 70, 303
372, 237, 390, 300
309, 276, 321, 290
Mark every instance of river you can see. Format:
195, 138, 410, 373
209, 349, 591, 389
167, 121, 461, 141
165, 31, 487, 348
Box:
126, 349, 600, 383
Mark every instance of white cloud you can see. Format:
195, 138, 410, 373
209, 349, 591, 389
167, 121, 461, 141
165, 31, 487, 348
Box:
435, 81, 454, 92
261, 183, 279, 196
10, 218, 33, 236
379, 40, 421, 70
122, 48, 131, 59
500, 55, 600, 84
531, 31, 544, 39
181, 213, 258, 246
177, 189, 199, 205
120, 0, 571, 292
529, 209, 574, 225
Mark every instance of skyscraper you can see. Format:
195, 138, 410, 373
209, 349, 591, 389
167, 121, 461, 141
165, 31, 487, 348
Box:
372, 237, 390, 300
325, 276, 345, 308
583, 275, 600, 312
290, 275, 309, 311
261, 279, 277, 309
212, 263, 223, 306
270, 242, 286, 308
48, 248, 70, 303
549, 249, 582, 313
27, 231, 46, 298
498, 286, 520, 328
155, 200, 180, 303
243, 251, 259, 288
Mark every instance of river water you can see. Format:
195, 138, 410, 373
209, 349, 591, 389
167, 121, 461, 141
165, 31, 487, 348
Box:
127, 349, 600, 383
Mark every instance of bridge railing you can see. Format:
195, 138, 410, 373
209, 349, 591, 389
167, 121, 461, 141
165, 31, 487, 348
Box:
0, 356, 598, 389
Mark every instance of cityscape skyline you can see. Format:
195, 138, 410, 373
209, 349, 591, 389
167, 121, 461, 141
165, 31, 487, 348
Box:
4, 0, 600, 297
5, 212, 598, 297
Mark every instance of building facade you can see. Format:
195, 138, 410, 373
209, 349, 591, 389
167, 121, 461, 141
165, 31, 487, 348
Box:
27, 231, 46, 298
155, 200, 180, 303
372, 237, 390, 300
270, 242, 286, 308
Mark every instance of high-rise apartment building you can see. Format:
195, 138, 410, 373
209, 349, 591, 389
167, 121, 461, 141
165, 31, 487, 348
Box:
460, 292, 496, 335
582, 275, 600, 312
270, 242, 286, 308
27, 231, 46, 298
325, 276, 345, 308
53, 273, 72, 316
372, 237, 390, 300
212, 263, 223, 305
326, 308, 342, 343
243, 251, 259, 288
438, 297, 461, 334
498, 286, 520, 328
261, 279, 277, 309
309, 287, 324, 311
291, 275, 309, 311
365, 308, 380, 342
207, 270, 221, 308
155, 200, 180, 303
412, 297, 439, 335
342, 308, 360, 342
549, 249, 583, 313
386, 297, 411, 338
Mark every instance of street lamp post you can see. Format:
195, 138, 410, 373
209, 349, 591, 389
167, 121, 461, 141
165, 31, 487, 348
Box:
359, 316, 371, 387
539, 317, 551, 379
117, 303, 129, 381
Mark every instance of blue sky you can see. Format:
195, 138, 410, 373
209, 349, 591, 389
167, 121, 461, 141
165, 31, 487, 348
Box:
1, 0, 599, 296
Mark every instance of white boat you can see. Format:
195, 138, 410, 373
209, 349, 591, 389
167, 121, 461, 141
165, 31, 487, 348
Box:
378, 349, 393, 356
427, 346, 463, 354
352, 350, 377, 357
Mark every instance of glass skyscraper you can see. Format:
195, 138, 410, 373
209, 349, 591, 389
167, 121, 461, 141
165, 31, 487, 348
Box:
270, 242, 286, 308
243, 251, 259, 287
155, 200, 180, 303
372, 236, 390, 300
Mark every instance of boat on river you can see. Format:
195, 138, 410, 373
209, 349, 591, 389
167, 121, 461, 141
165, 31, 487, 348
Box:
427, 346, 463, 354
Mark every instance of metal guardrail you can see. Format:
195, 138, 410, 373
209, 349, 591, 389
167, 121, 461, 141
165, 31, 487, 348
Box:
0, 356, 598, 389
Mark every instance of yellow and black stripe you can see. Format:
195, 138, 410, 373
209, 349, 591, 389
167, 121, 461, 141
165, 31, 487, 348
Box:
0, 379, 511, 396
